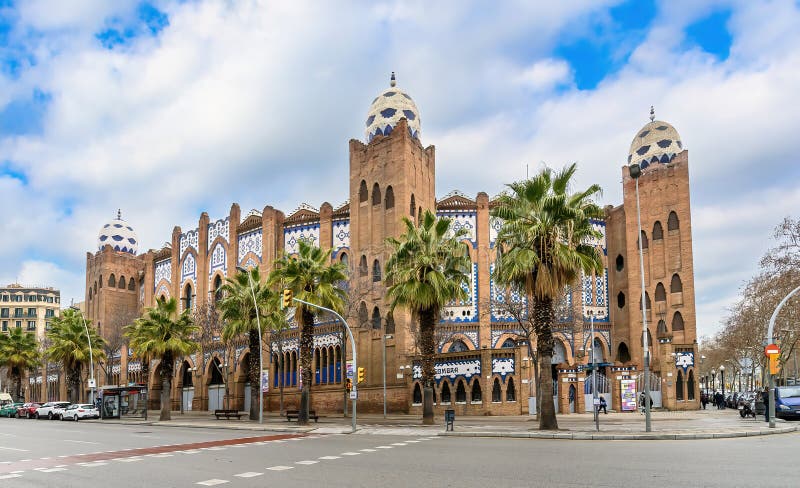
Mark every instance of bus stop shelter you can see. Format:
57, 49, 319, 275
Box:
99, 385, 148, 420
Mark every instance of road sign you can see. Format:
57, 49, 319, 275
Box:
88, 379, 96, 388
765, 344, 780, 356
349, 390, 357, 400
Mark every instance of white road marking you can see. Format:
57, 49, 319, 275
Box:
80, 462, 108, 467
234, 472, 263, 478
0, 446, 29, 451
39, 467, 67, 473
64, 440, 100, 445
406, 440, 421, 443
0, 474, 21, 479
115, 458, 143, 463
196, 479, 229, 486
11, 470, 24, 473
20, 459, 32, 462
391, 443, 407, 446
318, 456, 341, 460
360, 448, 377, 452
375, 446, 393, 449
39, 457, 51, 460
182, 450, 202, 454
204, 446, 226, 451
296, 460, 319, 465
147, 453, 174, 458
341, 452, 361, 456
267, 465, 293, 471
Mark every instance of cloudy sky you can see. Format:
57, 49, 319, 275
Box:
1, 0, 798, 338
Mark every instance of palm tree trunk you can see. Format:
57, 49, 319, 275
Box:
419, 307, 436, 425
248, 329, 260, 420
533, 296, 558, 430
11, 368, 22, 402
298, 308, 314, 425
160, 353, 173, 421
67, 364, 81, 404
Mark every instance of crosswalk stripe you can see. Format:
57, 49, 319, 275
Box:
234, 472, 263, 478
196, 479, 229, 486
267, 465, 293, 471
296, 460, 319, 465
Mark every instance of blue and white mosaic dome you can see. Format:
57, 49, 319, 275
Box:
365, 72, 421, 143
628, 109, 683, 170
97, 210, 138, 254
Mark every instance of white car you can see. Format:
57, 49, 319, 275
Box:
60, 404, 99, 421
35, 401, 71, 420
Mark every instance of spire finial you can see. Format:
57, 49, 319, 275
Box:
649, 105, 655, 122
390, 71, 396, 87
117, 209, 122, 220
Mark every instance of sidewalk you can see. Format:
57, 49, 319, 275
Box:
99, 408, 799, 440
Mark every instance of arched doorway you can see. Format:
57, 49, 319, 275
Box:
208, 358, 226, 411
180, 361, 193, 411
552, 340, 567, 410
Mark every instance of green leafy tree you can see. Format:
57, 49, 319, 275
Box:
269, 241, 347, 425
47, 309, 106, 404
492, 163, 603, 430
125, 298, 198, 421
218, 267, 273, 420
0, 327, 40, 402
385, 210, 471, 425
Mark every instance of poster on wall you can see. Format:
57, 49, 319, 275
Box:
261, 369, 269, 393
621, 379, 637, 411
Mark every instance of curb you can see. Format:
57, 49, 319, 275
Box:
438, 425, 799, 440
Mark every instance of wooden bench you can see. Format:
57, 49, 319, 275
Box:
214, 409, 243, 420
285, 409, 319, 422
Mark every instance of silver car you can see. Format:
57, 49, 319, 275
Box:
35, 401, 71, 420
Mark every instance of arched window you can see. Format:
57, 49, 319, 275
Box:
617, 292, 625, 308
413, 383, 422, 404
118, 275, 126, 289
668, 211, 680, 231
615, 255, 624, 271
358, 302, 368, 327
506, 377, 516, 402
471, 379, 482, 402
93, 282, 97, 295
385, 186, 395, 209
89, 288, 92, 300
184, 283, 193, 311
182, 362, 193, 388
441, 382, 451, 404
213, 275, 223, 303
652, 221, 664, 240
359, 255, 367, 276
372, 259, 381, 282
99, 275, 103, 288
339, 252, 349, 271
638, 230, 649, 250
676, 370, 684, 401
657, 319, 668, 335
128, 278, 135, 291
410, 194, 416, 217
687, 371, 695, 400
492, 378, 502, 402
455, 380, 466, 403
501, 338, 516, 349
640, 328, 653, 348
672, 311, 685, 331
617, 342, 631, 363
670, 274, 683, 293
210, 358, 224, 385
359, 180, 368, 203
449, 340, 468, 353
385, 312, 395, 334
108, 274, 116, 287
418, 207, 422, 221
372, 183, 381, 206
371, 306, 381, 330
638, 291, 651, 311
655, 283, 666, 302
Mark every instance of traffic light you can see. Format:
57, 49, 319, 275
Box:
357, 366, 366, 384
282, 289, 293, 309
346, 378, 352, 392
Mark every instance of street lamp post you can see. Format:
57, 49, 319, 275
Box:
236, 266, 263, 425
588, 310, 599, 431
382, 333, 393, 419
70, 306, 95, 404
629, 162, 651, 432
765, 284, 800, 428
720, 365, 725, 409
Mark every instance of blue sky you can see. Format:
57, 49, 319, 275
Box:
1, 0, 799, 339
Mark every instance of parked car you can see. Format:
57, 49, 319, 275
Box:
0, 402, 23, 418
35, 401, 71, 420
51, 403, 69, 420
16, 402, 41, 419
775, 386, 800, 420
61, 403, 99, 421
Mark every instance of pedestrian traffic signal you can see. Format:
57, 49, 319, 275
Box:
282, 289, 293, 309
357, 366, 365, 384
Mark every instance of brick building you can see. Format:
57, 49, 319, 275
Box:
80, 74, 700, 414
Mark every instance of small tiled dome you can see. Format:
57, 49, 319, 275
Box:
628, 108, 684, 170
97, 210, 138, 254
365, 72, 421, 143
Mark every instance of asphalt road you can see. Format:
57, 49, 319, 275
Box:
1, 417, 797, 487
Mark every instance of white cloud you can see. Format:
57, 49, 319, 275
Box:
514, 58, 573, 92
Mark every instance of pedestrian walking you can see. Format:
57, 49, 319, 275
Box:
597, 396, 607, 414
700, 393, 708, 409
762, 388, 770, 422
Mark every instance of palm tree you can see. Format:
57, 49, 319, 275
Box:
218, 267, 273, 420
47, 309, 106, 404
269, 241, 347, 425
385, 210, 471, 425
125, 297, 198, 421
492, 163, 603, 430
0, 327, 40, 402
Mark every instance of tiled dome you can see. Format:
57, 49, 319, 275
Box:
97, 210, 138, 254
365, 72, 421, 143
628, 108, 684, 170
